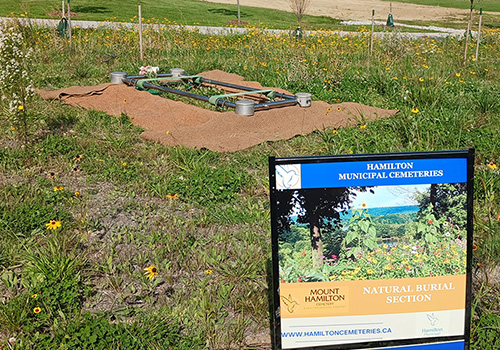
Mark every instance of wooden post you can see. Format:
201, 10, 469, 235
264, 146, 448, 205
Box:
237, 0, 241, 23
139, 5, 144, 61
62, 0, 65, 18
370, 10, 375, 55
463, 8, 473, 65
67, 0, 72, 47
475, 8, 483, 61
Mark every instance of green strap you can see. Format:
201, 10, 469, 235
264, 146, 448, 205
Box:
208, 90, 276, 105
135, 75, 201, 90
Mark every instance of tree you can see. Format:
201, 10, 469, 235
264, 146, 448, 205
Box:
463, 0, 482, 64
275, 187, 367, 267
416, 183, 467, 229
289, 0, 311, 26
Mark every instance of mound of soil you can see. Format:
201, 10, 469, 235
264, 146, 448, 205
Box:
38, 70, 398, 152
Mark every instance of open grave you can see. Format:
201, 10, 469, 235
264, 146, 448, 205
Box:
38, 69, 399, 152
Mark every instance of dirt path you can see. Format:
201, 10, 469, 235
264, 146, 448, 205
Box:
203, 0, 473, 22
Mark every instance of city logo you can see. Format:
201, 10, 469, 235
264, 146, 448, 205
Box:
426, 313, 438, 326
280, 294, 300, 314
276, 164, 301, 190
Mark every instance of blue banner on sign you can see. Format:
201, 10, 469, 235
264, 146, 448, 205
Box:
301, 158, 467, 189
373, 340, 464, 350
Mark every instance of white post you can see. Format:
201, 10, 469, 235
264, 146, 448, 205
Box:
62, 0, 65, 18
139, 5, 144, 61
67, 0, 72, 47
475, 8, 483, 61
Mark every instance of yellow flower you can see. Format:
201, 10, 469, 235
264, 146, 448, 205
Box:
31, 294, 38, 299
46, 220, 61, 230
74, 191, 80, 197
18, 105, 24, 111
122, 162, 127, 167
419, 77, 424, 82
359, 124, 367, 129
33, 307, 41, 314
456, 72, 461, 77
349, 150, 353, 154
144, 265, 158, 280
332, 129, 338, 135
166, 193, 179, 200
487, 163, 497, 170
205, 269, 213, 274
337, 107, 342, 112
366, 269, 374, 275
412, 108, 419, 114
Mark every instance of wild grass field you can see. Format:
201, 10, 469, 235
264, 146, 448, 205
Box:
0, 7, 500, 350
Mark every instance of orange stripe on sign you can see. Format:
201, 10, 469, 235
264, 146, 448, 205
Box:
280, 275, 466, 318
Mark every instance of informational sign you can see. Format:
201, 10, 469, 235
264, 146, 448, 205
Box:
269, 150, 474, 350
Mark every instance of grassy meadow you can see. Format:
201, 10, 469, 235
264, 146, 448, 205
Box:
2, 0, 500, 31
1, 5, 500, 350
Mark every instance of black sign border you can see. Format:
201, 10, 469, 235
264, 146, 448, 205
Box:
269, 149, 474, 350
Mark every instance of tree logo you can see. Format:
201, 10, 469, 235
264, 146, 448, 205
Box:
276, 164, 301, 190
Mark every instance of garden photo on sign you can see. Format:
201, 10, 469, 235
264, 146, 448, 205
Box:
276, 183, 467, 283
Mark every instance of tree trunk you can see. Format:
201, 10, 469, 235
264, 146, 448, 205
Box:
310, 224, 323, 267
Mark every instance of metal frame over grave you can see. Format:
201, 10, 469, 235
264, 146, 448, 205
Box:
110, 69, 311, 116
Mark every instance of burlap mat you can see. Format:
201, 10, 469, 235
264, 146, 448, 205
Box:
38, 70, 398, 152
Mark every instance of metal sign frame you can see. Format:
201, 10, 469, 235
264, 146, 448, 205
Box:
269, 150, 474, 350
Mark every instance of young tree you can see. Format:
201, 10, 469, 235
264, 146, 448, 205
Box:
464, 0, 482, 64
290, 0, 311, 25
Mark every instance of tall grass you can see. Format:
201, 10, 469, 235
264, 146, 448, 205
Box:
0, 18, 499, 349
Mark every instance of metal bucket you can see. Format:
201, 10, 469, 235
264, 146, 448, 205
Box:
295, 92, 312, 107
110, 72, 127, 84
170, 68, 185, 77
235, 100, 255, 116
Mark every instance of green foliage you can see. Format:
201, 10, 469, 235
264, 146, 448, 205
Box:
1, 13, 500, 349
0, 183, 73, 238
149, 149, 252, 205
343, 208, 378, 256
0, 21, 37, 145
471, 313, 500, 349
20, 311, 204, 350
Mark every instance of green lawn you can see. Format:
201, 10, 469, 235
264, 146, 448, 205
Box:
1, 0, 341, 30
2, 0, 500, 31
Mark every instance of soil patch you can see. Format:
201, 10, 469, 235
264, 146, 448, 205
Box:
38, 70, 398, 152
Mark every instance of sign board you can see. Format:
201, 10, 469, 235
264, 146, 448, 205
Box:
269, 150, 474, 350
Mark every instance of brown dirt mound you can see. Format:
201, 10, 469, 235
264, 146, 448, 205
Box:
38, 70, 398, 152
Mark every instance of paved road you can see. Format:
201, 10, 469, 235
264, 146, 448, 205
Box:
1, 16, 468, 40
